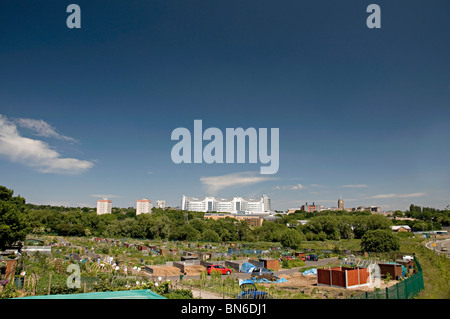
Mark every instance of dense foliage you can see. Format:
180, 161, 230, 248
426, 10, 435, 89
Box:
22, 203, 399, 245
1, 184, 448, 249
0, 186, 30, 249
360, 229, 400, 252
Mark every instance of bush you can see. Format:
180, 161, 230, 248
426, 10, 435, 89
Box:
0, 284, 19, 299
281, 259, 305, 269
140, 281, 193, 299
360, 229, 400, 253
280, 229, 302, 249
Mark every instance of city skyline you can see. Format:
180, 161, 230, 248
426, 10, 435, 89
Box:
0, 1, 449, 211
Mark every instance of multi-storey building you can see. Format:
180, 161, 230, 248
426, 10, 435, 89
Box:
97, 199, 112, 215
204, 213, 264, 227
156, 200, 166, 209
300, 202, 319, 213
136, 199, 152, 215
181, 194, 271, 214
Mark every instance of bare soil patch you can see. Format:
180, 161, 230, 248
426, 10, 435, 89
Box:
259, 272, 399, 299
184, 265, 206, 275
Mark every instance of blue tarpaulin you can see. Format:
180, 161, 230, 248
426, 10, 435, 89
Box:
240, 262, 256, 273
302, 268, 317, 276
251, 276, 287, 283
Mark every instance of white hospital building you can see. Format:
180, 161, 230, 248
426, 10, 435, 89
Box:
181, 194, 271, 214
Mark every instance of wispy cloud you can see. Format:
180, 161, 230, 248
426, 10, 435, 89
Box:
310, 184, 328, 188
341, 184, 368, 188
90, 194, 120, 199
274, 183, 306, 190
15, 118, 78, 143
200, 171, 277, 194
368, 192, 426, 199
0, 114, 93, 174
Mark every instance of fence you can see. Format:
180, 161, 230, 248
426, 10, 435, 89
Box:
351, 258, 424, 299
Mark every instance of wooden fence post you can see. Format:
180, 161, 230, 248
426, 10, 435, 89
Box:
329, 267, 332, 287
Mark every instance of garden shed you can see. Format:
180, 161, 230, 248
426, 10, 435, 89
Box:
378, 263, 404, 279
317, 266, 370, 289
259, 258, 279, 271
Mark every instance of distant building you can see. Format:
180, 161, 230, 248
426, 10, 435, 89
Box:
156, 200, 166, 209
338, 197, 344, 210
369, 206, 381, 213
351, 206, 381, 213
262, 194, 271, 211
97, 199, 112, 215
391, 225, 411, 233
204, 212, 264, 227
136, 199, 152, 215
289, 202, 319, 213
300, 202, 319, 213
182, 195, 271, 214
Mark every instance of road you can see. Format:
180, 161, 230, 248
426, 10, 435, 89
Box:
425, 238, 450, 257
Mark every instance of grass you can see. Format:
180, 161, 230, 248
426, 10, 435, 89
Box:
400, 237, 450, 299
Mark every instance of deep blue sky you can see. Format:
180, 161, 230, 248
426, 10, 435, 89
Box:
0, 0, 449, 211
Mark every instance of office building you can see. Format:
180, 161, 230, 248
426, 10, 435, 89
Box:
204, 213, 264, 227
300, 202, 319, 213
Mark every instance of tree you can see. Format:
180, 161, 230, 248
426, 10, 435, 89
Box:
0, 186, 29, 249
200, 229, 220, 242
280, 229, 302, 249
180, 223, 200, 241
360, 229, 400, 253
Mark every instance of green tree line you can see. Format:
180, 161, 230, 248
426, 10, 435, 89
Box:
1, 185, 448, 249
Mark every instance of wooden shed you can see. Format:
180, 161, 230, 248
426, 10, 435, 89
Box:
317, 266, 370, 289
138, 245, 148, 251
378, 263, 403, 279
259, 258, 279, 271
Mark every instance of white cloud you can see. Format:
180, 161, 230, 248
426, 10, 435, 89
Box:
310, 184, 328, 188
341, 184, 368, 188
0, 114, 93, 174
90, 194, 120, 199
200, 171, 277, 194
274, 183, 306, 190
368, 192, 426, 199
15, 118, 78, 142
